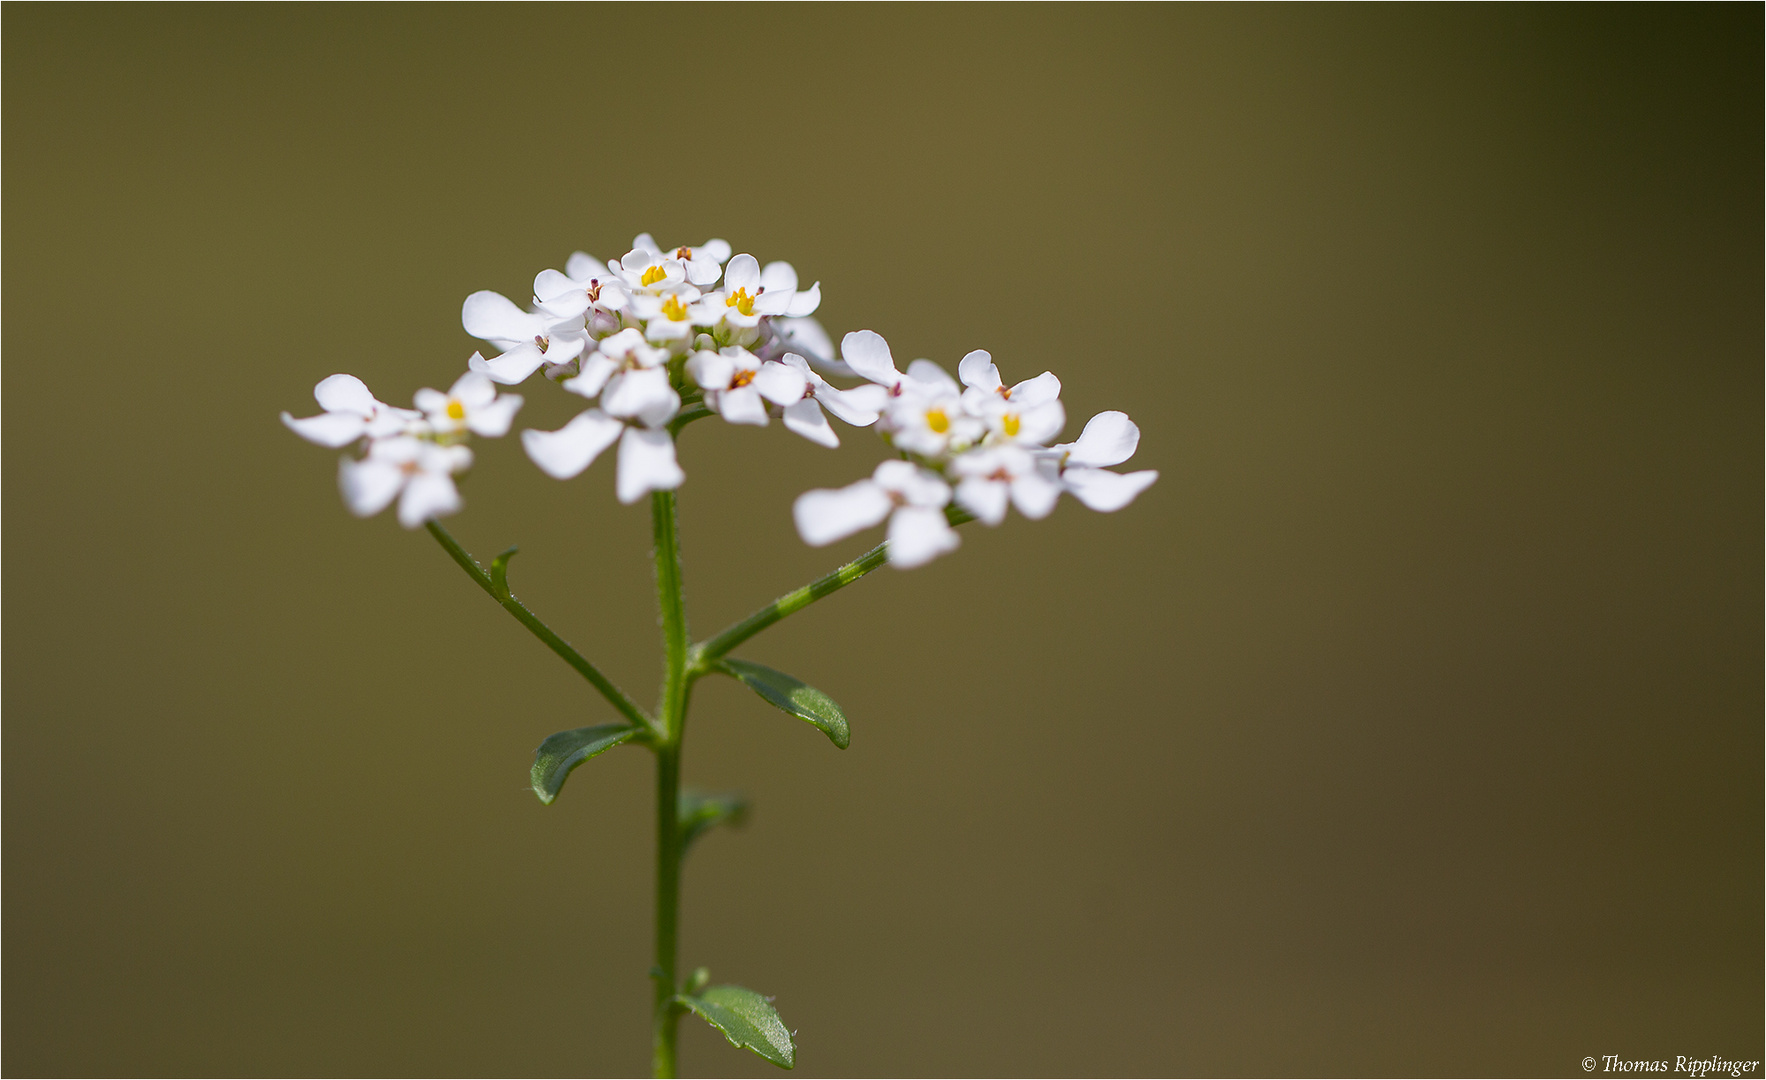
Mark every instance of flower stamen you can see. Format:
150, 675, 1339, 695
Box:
640, 265, 668, 287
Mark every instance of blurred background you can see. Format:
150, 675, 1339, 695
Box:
5, 6, 1759, 1076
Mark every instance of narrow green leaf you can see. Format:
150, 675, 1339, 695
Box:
530, 724, 639, 804
489, 545, 519, 599
676, 985, 795, 1069
718, 659, 849, 749
678, 789, 748, 854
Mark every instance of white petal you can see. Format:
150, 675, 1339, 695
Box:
1063, 468, 1158, 511
466, 393, 523, 437
566, 252, 606, 280
616, 427, 685, 504
685, 349, 735, 390
815, 383, 883, 427
775, 317, 845, 373
313, 373, 376, 414
1063, 411, 1141, 467
957, 350, 1000, 392
753, 361, 808, 405
337, 456, 405, 517
397, 472, 462, 529
603, 368, 681, 428
565, 354, 617, 399
955, 476, 1009, 526
904, 359, 959, 395
1009, 472, 1062, 519
698, 239, 731, 263
840, 330, 899, 386
782, 398, 838, 447
1014, 400, 1067, 446
793, 480, 892, 546
717, 385, 769, 426
448, 370, 497, 408
887, 506, 960, 568
469, 343, 548, 385
759, 261, 799, 293
724, 253, 760, 293
1008, 371, 1061, 408
462, 290, 540, 344
784, 281, 821, 317
521, 409, 623, 479
534, 268, 580, 302
283, 410, 367, 447
874, 460, 952, 508
413, 387, 449, 414
753, 288, 793, 316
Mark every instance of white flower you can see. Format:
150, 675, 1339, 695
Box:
462, 290, 588, 385
532, 252, 628, 318
775, 352, 888, 448
717, 254, 821, 329
793, 459, 960, 569
1044, 411, 1160, 511
629, 285, 720, 345
685, 347, 807, 427
338, 435, 474, 529
282, 374, 419, 448
413, 370, 523, 438
564, 328, 681, 428
949, 444, 1061, 525
956, 350, 1065, 446
882, 359, 985, 458
623, 233, 730, 288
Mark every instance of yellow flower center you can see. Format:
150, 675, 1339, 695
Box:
641, 264, 668, 287
660, 295, 689, 322
675, 246, 693, 259
926, 408, 950, 434
446, 400, 466, 421
726, 287, 756, 316
1002, 413, 1021, 437
730, 368, 756, 389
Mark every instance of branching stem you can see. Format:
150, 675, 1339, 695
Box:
425, 521, 651, 731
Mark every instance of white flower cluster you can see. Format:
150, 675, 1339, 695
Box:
281, 370, 521, 528
793, 330, 1157, 567
281, 233, 1155, 564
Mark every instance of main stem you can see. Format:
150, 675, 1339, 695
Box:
650, 490, 690, 1079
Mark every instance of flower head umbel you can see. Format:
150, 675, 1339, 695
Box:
283, 364, 520, 528
285, 234, 1152, 557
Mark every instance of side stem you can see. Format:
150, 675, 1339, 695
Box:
425, 521, 651, 730
649, 491, 690, 1078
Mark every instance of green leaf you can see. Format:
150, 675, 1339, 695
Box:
677, 984, 795, 1069
679, 789, 748, 854
530, 723, 639, 804
718, 659, 849, 749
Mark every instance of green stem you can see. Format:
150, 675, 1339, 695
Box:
691, 541, 891, 671
425, 521, 651, 731
649, 490, 691, 1078
651, 743, 682, 1078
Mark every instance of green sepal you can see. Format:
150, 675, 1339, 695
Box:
717, 659, 850, 749
676, 984, 795, 1069
679, 789, 748, 855
530, 723, 640, 804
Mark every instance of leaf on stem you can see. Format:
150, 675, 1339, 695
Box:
490, 545, 519, 600
717, 659, 850, 749
676, 984, 796, 1069
530, 723, 640, 804
679, 789, 748, 854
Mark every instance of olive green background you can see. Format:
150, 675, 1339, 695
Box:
5, 5, 1760, 1077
